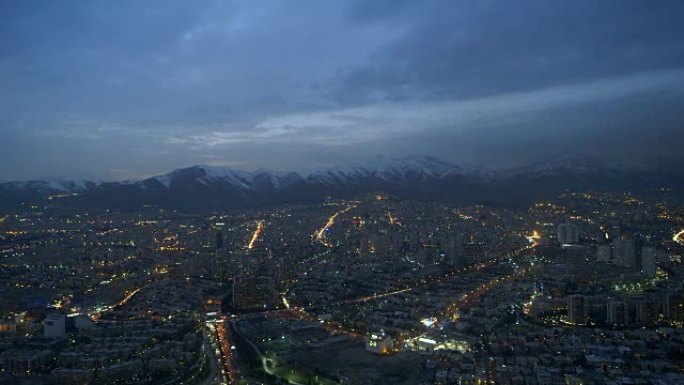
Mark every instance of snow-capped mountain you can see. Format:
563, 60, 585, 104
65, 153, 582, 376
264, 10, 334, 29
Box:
146, 165, 304, 191
308, 155, 467, 184
0, 155, 682, 212
307, 155, 464, 186
0, 179, 98, 194
0, 178, 100, 211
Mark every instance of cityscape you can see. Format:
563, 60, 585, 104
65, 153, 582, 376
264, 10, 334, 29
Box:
2, 1, 684, 384
1, 187, 684, 384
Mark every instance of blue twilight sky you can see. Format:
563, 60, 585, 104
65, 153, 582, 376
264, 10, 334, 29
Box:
1, 0, 684, 180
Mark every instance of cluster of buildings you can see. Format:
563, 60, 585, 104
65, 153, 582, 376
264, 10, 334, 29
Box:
0, 189, 683, 384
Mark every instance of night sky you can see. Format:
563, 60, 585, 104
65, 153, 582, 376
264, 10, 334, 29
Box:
2, 1, 684, 180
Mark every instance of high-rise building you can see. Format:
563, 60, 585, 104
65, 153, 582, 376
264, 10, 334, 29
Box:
641, 246, 657, 276
613, 236, 637, 268
607, 301, 628, 325
557, 223, 579, 246
567, 294, 586, 325
588, 301, 607, 323
444, 233, 465, 267
43, 313, 66, 338
664, 293, 684, 322
597, 244, 612, 263
635, 296, 660, 325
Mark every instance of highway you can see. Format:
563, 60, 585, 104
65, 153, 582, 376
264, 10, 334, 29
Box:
314, 205, 355, 246
197, 330, 222, 385
247, 220, 264, 250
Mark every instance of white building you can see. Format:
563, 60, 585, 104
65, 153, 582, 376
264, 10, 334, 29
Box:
44, 313, 66, 338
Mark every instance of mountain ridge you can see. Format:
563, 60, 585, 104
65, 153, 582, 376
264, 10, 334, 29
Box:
1, 155, 682, 212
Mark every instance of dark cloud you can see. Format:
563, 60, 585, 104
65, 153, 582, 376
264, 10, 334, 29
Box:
0, 1, 683, 180
331, 0, 684, 103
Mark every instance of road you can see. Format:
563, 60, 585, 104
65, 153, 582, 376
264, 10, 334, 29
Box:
674, 229, 684, 245
89, 284, 146, 320
247, 220, 264, 250
314, 205, 355, 246
216, 241, 537, 383
231, 244, 537, 322
201, 325, 226, 385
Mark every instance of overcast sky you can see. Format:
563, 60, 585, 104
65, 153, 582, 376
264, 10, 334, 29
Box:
1, 0, 684, 180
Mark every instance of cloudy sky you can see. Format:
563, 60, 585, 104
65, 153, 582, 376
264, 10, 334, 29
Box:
1, 0, 684, 180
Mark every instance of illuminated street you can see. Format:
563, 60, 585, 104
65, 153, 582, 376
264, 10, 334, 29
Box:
673, 229, 684, 245
314, 205, 355, 247
247, 220, 265, 250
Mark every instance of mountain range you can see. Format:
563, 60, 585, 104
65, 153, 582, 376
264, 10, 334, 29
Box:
1, 155, 682, 212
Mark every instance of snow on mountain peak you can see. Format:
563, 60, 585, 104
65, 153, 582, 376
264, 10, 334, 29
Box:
149, 165, 305, 190
0, 179, 97, 193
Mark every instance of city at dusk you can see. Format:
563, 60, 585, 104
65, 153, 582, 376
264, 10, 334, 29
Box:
1, 1, 684, 385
